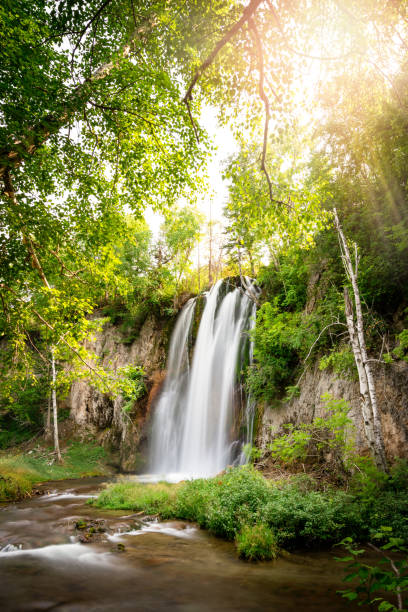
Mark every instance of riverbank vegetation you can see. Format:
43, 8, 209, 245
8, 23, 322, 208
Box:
0, 442, 109, 502
93, 462, 408, 556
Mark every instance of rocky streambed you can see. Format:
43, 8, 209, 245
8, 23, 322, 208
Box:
0, 477, 363, 611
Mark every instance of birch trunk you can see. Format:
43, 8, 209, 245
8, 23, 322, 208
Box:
344, 288, 376, 455
50, 347, 62, 463
45, 391, 52, 440
334, 208, 387, 471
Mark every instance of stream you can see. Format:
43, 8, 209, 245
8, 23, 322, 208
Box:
0, 477, 364, 611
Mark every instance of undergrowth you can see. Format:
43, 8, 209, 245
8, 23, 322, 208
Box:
92, 463, 408, 561
0, 442, 108, 502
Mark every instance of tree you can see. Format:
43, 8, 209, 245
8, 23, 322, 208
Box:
334, 208, 387, 472
157, 205, 203, 288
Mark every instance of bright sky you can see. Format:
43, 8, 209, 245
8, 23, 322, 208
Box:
144, 105, 237, 238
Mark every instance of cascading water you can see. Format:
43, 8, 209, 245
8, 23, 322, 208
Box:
149, 279, 257, 481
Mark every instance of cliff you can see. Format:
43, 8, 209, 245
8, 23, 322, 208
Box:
66, 313, 171, 471
259, 361, 408, 460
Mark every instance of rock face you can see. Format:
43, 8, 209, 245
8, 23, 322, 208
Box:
259, 361, 408, 460
67, 314, 172, 471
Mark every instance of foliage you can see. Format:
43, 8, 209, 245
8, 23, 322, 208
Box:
223, 130, 329, 274
158, 205, 204, 287
336, 530, 408, 611
236, 524, 279, 561
319, 347, 358, 380
269, 394, 354, 471
94, 464, 408, 559
247, 299, 318, 401
393, 330, 408, 362
118, 365, 147, 413
0, 442, 108, 501
0, 378, 47, 448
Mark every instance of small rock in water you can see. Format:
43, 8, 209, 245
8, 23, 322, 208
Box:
75, 520, 88, 530
73, 519, 108, 543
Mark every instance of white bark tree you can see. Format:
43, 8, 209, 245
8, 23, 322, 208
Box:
334, 208, 387, 471
50, 347, 62, 463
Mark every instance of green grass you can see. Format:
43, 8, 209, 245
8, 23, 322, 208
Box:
92, 465, 408, 560
236, 524, 279, 561
0, 442, 108, 502
94, 480, 179, 516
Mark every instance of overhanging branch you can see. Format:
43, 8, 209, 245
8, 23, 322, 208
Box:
182, 0, 264, 142
0, 14, 158, 180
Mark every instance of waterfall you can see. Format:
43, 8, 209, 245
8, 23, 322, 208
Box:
149, 279, 257, 481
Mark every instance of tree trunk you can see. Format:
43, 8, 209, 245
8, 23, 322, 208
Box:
334, 208, 387, 471
50, 347, 62, 463
45, 390, 52, 440
344, 288, 376, 455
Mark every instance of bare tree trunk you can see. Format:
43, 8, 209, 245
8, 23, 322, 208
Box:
344, 288, 376, 455
45, 391, 52, 440
50, 347, 62, 463
334, 208, 387, 471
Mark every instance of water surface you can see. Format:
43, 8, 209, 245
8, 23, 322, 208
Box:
0, 478, 363, 611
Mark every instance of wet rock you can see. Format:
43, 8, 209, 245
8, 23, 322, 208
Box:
73, 519, 108, 542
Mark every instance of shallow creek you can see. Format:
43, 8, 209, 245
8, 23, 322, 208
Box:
0, 477, 363, 611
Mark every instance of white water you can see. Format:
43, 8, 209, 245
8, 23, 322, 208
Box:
149, 279, 256, 481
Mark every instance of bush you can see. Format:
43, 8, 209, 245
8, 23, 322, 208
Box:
236, 524, 279, 561
174, 467, 271, 540
269, 394, 354, 475
94, 465, 408, 560
260, 484, 363, 548
247, 303, 316, 401
319, 346, 357, 380
117, 365, 147, 413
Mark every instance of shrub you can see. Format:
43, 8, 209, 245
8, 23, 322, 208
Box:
260, 483, 364, 548
174, 467, 271, 539
236, 524, 279, 561
117, 365, 147, 413
319, 346, 357, 380
269, 394, 354, 475
0, 379, 47, 448
94, 465, 408, 560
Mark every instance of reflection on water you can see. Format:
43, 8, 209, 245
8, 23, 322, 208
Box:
0, 478, 364, 611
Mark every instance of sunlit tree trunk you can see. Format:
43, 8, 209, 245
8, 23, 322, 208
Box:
334, 208, 387, 471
